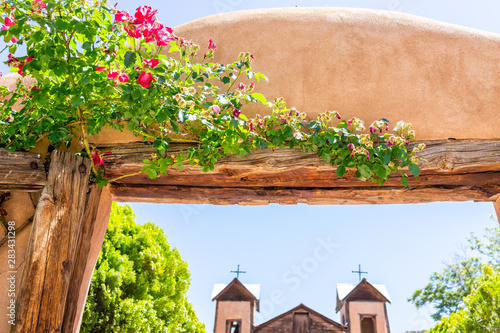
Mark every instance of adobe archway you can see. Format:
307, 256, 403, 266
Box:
0, 8, 499, 333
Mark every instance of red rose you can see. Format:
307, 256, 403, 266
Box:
4, 17, 15, 27
118, 73, 129, 83
107, 71, 119, 80
115, 10, 133, 22
208, 39, 217, 51
155, 26, 175, 46
143, 58, 159, 68
124, 24, 141, 38
134, 6, 157, 25
137, 71, 154, 88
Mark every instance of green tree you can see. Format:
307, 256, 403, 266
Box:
408, 226, 500, 321
81, 203, 205, 333
427, 265, 500, 333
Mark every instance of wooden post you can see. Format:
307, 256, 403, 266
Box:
62, 185, 112, 333
12, 150, 91, 332
494, 197, 500, 225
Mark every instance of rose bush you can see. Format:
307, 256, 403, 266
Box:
0, 0, 423, 187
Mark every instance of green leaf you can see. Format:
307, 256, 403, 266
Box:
336, 165, 346, 178
147, 168, 158, 179
358, 164, 372, 180
82, 41, 92, 51
250, 93, 267, 105
29, 59, 42, 71
8, 44, 16, 55
124, 51, 137, 68
401, 176, 409, 187
409, 163, 421, 177
170, 120, 179, 134
71, 96, 83, 107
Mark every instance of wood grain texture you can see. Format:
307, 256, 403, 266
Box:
111, 184, 494, 206
101, 140, 500, 187
70, 186, 112, 333
494, 198, 500, 223
103, 140, 500, 205
61, 185, 102, 333
0, 149, 46, 191
12, 150, 91, 333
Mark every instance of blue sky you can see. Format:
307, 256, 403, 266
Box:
112, 0, 500, 332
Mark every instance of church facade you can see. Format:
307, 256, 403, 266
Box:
211, 278, 391, 333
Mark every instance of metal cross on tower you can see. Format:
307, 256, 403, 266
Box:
352, 264, 368, 281
230, 264, 246, 279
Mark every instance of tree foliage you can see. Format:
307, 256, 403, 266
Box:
81, 203, 204, 333
427, 265, 500, 333
408, 226, 500, 321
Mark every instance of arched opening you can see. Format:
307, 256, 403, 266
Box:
361, 316, 376, 333
227, 319, 241, 333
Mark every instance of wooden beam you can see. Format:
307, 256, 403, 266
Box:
61, 185, 112, 333
494, 197, 500, 225
13, 150, 91, 333
111, 184, 493, 206
3, 139, 500, 202
0, 149, 46, 191
102, 140, 500, 203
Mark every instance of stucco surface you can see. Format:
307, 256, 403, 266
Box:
0, 192, 35, 333
215, 301, 253, 333
174, 8, 500, 141
348, 301, 388, 333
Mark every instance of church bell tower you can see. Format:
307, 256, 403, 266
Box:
336, 279, 391, 333
212, 278, 261, 333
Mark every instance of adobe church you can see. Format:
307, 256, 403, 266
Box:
211, 277, 391, 333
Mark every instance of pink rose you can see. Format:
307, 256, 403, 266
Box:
118, 73, 129, 83
124, 24, 141, 38
155, 26, 175, 46
137, 71, 154, 88
143, 58, 159, 68
96, 66, 107, 72
107, 71, 119, 80
208, 39, 217, 51
134, 6, 157, 25
233, 108, 241, 118
115, 10, 133, 22
210, 105, 220, 113
4, 17, 15, 27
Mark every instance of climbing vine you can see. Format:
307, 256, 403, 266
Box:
0, 0, 423, 187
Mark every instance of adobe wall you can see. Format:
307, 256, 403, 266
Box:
348, 301, 389, 333
0, 191, 35, 333
172, 8, 500, 141
215, 301, 253, 333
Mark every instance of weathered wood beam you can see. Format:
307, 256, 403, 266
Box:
13, 151, 91, 333
102, 140, 500, 203
494, 197, 500, 224
0, 149, 46, 191
111, 184, 494, 206
62, 185, 112, 333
